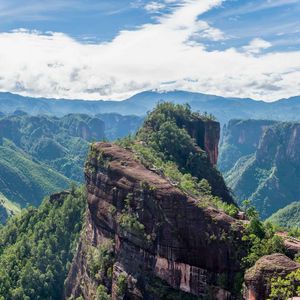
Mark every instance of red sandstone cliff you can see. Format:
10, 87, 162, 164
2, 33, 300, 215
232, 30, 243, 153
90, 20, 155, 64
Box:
64, 142, 246, 300
183, 118, 220, 166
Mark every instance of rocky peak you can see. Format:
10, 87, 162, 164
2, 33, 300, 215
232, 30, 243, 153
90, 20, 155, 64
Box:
64, 142, 246, 299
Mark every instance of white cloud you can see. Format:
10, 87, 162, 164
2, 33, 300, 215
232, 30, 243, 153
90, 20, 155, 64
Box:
144, 1, 166, 12
243, 38, 272, 54
0, 0, 300, 102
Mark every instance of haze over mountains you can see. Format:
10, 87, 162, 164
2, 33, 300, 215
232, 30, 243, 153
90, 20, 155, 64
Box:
1, 90, 300, 125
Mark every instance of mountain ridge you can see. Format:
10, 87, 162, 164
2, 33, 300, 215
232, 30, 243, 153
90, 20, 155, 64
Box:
1, 90, 300, 124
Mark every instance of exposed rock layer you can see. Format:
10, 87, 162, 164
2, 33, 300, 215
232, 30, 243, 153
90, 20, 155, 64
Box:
64, 142, 246, 299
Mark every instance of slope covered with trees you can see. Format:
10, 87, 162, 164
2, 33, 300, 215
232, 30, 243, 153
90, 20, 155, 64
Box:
120, 102, 234, 205
0, 113, 104, 222
0, 187, 86, 300
267, 201, 300, 228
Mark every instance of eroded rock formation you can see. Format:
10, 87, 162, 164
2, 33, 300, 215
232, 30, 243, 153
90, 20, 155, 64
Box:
64, 142, 246, 300
243, 253, 300, 300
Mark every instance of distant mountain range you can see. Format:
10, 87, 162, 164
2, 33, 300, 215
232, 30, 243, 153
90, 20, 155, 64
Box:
1, 90, 300, 124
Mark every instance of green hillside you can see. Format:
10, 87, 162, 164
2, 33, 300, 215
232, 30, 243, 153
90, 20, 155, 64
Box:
267, 202, 300, 228
0, 187, 86, 300
0, 139, 70, 208
0, 113, 105, 182
0, 113, 106, 222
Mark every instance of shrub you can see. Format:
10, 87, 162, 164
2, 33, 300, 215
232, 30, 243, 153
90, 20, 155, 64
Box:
116, 273, 127, 296
269, 269, 300, 299
96, 284, 110, 300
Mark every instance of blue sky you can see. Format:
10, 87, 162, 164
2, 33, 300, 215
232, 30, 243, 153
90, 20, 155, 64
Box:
2, 0, 300, 50
0, 0, 300, 101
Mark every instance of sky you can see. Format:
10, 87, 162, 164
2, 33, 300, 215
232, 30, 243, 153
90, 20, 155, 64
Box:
0, 0, 300, 101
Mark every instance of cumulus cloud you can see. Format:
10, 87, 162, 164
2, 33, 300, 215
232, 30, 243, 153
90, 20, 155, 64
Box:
243, 38, 272, 54
0, 0, 300, 101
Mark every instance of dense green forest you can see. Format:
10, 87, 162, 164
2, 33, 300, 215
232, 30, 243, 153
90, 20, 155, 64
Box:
0, 186, 86, 300
0, 112, 143, 222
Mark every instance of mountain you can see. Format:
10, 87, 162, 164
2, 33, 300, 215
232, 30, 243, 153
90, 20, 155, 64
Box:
0, 113, 105, 182
0, 112, 144, 222
0, 113, 105, 222
219, 119, 278, 173
65, 103, 247, 299
1, 90, 300, 125
267, 202, 300, 228
65, 103, 298, 300
0, 103, 298, 300
219, 119, 300, 218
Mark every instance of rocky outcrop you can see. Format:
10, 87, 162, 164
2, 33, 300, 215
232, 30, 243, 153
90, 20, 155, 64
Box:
243, 253, 300, 300
276, 232, 300, 257
64, 142, 246, 300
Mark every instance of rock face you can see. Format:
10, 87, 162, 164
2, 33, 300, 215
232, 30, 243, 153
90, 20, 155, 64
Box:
64, 142, 246, 300
244, 253, 300, 300
184, 118, 220, 166
219, 120, 300, 218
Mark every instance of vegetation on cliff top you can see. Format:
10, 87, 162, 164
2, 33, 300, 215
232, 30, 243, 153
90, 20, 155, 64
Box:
117, 102, 235, 215
269, 268, 300, 299
0, 186, 86, 300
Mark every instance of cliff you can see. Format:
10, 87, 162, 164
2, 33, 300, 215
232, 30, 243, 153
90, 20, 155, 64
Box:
178, 117, 220, 166
64, 142, 246, 299
220, 120, 300, 218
